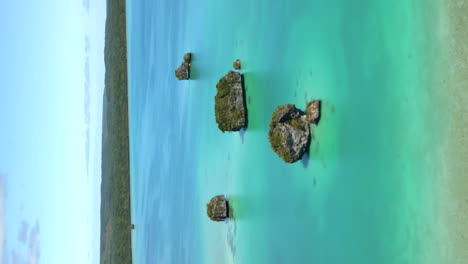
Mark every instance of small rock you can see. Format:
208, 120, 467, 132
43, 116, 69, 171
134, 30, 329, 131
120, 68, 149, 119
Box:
233, 59, 241, 70
207, 195, 229, 222
175, 62, 190, 80
183, 52, 192, 63
306, 99, 321, 124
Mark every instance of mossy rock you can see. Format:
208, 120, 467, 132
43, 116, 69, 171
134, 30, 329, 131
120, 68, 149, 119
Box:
215, 71, 247, 132
306, 99, 321, 124
207, 195, 229, 222
175, 62, 190, 80
268, 104, 310, 163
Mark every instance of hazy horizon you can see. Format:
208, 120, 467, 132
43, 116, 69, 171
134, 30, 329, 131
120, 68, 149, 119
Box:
0, 0, 106, 263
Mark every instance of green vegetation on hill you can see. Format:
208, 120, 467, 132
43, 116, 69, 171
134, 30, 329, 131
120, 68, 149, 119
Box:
100, 0, 132, 263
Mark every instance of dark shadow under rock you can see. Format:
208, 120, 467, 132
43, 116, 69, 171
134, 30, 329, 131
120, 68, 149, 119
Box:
239, 128, 246, 144
300, 153, 310, 168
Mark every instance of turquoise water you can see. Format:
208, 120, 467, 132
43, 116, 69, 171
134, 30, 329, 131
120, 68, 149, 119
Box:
127, 0, 443, 263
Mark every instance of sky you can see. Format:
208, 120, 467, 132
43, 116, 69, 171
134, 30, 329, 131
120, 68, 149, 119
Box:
0, 0, 106, 263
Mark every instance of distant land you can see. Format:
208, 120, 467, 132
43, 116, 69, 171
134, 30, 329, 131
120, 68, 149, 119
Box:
100, 0, 132, 263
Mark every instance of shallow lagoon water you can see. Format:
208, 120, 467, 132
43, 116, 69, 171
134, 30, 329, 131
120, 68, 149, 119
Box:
127, 0, 445, 263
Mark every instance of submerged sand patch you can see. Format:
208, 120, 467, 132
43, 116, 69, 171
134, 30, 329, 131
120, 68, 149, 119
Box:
432, 1, 468, 262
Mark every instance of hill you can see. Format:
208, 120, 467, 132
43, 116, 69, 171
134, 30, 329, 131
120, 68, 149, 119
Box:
100, 0, 132, 263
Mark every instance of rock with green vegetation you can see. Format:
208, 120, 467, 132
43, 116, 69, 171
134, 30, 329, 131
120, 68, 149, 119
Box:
306, 99, 321, 124
175, 53, 192, 80
268, 104, 310, 163
215, 71, 247, 132
175, 61, 190, 80
207, 195, 229, 222
233, 59, 241, 70
183, 52, 192, 63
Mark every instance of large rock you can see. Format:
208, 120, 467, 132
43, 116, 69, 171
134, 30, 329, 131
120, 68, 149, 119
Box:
175, 62, 190, 80
268, 104, 310, 163
306, 99, 321, 124
207, 195, 229, 222
215, 71, 247, 132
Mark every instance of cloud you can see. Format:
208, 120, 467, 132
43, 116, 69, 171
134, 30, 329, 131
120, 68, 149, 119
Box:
0, 176, 40, 264
84, 57, 91, 120
84, 34, 92, 175
26, 222, 40, 264
18, 221, 29, 245
11, 251, 21, 264
82, 0, 90, 13
84, 34, 91, 125
10, 221, 40, 264
85, 35, 91, 54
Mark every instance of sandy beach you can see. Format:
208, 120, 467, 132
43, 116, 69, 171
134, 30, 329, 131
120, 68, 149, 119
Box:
432, 0, 468, 262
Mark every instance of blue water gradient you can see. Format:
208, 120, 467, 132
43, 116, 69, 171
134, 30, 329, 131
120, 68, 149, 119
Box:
127, 0, 442, 263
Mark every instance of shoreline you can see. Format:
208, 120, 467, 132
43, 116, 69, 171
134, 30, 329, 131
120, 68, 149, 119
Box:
432, 0, 468, 262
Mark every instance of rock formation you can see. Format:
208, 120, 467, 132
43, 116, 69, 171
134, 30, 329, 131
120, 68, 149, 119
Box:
207, 195, 229, 222
183, 52, 192, 63
215, 71, 247, 132
268, 104, 310, 163
175, 53, 192, 80
268, 100, 321, 163
175, 62, 190, 80
306, 99, 321, 124
233, 59, 241, 70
